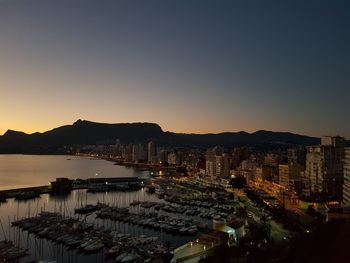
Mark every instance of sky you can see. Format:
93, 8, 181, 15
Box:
0, 0, 349, 138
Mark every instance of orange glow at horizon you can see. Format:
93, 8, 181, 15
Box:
0, 117, 324, 138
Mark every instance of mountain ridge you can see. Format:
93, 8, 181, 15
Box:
0, 120, 321, 153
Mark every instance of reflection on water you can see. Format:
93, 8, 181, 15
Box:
0, 190, 197, 262
0, 155, 148, 190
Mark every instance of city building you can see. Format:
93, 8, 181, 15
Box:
157, 149, 168, 164
278, 162, 304, 195
231, 147, 250, 169
121, 144, 133, 162
264, 153, 281, 166
147, 141, 157, 163
255, 165, 278, 182
288, 162, 304, 195
321, 136, 345, 147
132, 144, 147, 162
287, 148, 306, 166
303, 136, 345, 200
343, 148, 350, 207
286, 148, 306, 195
167, 151, 182, 166
205, 146, 229, 178
278, 164, 289, 188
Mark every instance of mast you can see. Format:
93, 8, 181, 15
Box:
0, 218, 7, 240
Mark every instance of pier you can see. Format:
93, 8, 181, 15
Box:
0, 176, 145, 202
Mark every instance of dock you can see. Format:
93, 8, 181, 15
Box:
0, 176, 146, 201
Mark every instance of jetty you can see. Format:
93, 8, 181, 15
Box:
0, 176, 145, 202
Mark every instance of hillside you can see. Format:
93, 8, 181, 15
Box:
0, 120, 320, 153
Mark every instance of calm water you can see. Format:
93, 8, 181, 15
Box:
0, 155, 198, 262
0, 155, 147, 190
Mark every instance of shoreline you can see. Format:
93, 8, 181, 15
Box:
0, 153, 180, 197
76, 153, 183, 173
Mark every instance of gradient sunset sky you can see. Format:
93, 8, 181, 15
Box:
0, 0, 349, 138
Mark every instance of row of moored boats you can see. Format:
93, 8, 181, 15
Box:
11, 212, 171, 262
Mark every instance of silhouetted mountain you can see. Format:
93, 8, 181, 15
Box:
0, 120, 321, 153
161, 130, 320, 148
0, 120, 163, 153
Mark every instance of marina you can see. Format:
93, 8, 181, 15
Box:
0, 188, 197, 262
11, 211, 171, 261
0, 240, 28, 261
0, 155, 240, 262
0, 183, 239, 262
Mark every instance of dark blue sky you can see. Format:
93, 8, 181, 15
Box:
0, 0, 349, 137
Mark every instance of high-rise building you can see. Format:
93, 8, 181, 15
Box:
205, 146, 229, 178
287, 148, 306, 166
278, 162, 304, 195
132, 144, 147, 162
343, 148, 350, 207
279, 164, 290, 188
321, 136, 345, 147
147, 141, 157, 163
304, 136, 345, 199
280, 148, 306, 195
121, 144, 133, 162
157, 149, 168, 164
231, 147, 250, 169
288, 162, 304, 195
255, 165, 277, 182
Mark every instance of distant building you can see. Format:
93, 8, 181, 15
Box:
288, 163, 304, 195
241, 159, 255, 171
321, 136, 345, 147
157, 149, 168, 164
278, 162, 304, 195
205, 146, 229, 178
167, 151, 182, 165
287, 148, 306, 166
121, 144, 133, 162
256, 164, 278, 182
147, 141, 157, 163
264, 153, 281, 166
231, 147, 250, 169
343, 148, 350, 207
279, 164, 289, 188
286, 148, 306, 195
132, 144, 147, 162
303, 136, 345, 199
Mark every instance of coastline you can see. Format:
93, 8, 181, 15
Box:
0, 154, 149, 196
76, 153, 183, 173
0, 153, 183, 198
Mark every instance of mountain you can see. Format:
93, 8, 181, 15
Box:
0, 120, 163, 153
0, 120, 320, 153
163, 130, 320, 147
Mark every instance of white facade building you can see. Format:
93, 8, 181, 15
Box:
205, 146, 229, 178
304, 136, 345, 199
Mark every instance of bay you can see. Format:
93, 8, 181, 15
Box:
0, 154, 147, 190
